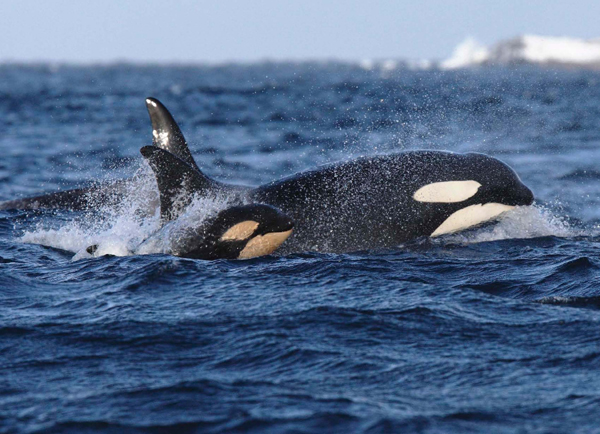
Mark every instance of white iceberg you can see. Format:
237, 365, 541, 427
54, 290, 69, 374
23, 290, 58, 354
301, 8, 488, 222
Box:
441, 38, 490, 69
442, 35, 600, 69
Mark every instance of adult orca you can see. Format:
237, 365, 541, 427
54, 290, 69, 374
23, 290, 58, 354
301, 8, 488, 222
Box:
82, 203, 294, 260
140, 145, 534, 254
2, 97, 534, 254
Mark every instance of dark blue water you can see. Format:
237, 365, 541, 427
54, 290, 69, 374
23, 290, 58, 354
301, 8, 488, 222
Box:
1, 63, 600, 433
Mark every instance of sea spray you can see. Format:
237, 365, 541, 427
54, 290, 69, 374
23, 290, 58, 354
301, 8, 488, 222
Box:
436, 204, 574, 244
134, 195, 230, 256
20, 164, 232, 260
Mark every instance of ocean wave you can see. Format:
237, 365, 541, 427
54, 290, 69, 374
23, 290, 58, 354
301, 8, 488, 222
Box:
3, 65, 600, 434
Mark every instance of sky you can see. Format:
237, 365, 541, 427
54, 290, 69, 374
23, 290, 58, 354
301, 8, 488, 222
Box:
1, 0, 599, 63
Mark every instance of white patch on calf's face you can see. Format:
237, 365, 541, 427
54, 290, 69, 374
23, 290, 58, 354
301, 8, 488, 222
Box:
220, 220, 259, 241
413, 180, 481, 203
238, 229, 293, 259
430, 203, 514, 237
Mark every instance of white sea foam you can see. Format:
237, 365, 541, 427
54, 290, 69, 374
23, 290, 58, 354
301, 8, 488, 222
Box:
20, 163, 231, 261
437, 205, 574, 244
134, 195, 228, 256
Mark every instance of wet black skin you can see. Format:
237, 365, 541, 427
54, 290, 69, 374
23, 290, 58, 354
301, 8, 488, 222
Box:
140, 146, 534, 254
1, 98, 534, 254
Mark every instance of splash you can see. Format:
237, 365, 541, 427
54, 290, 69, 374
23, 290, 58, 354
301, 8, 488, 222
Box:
437, 205, 574, 244
20, 164, 231, 261
134, 195, 229, 256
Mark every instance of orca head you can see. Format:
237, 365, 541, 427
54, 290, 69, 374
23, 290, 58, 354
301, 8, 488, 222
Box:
412, 153, 534, 237
465, 153, 534, 207
186, 204, 294, 260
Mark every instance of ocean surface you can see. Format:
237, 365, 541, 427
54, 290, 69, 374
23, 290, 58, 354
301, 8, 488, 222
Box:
1, 63, 600, 433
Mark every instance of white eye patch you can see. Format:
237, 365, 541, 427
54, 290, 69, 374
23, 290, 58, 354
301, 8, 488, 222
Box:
413, 180, 482, 203
220, 220, 259, 241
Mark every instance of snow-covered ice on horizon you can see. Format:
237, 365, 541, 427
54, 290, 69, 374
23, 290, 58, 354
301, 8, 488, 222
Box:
441, 38, 489, 69
442, 35, 600, 69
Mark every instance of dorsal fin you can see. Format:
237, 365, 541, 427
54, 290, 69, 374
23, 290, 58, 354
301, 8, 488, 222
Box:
140, 146, 216, 221
145, 97, 200, 170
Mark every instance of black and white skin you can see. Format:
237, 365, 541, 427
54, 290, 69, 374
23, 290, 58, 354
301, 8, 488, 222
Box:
1, 98, 534, 254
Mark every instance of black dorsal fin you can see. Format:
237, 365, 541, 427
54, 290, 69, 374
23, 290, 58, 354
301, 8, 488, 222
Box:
145, 97, 200, 171
140, 146, 216, 221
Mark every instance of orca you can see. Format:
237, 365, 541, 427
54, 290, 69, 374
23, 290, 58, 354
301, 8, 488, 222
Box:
81, 203, 293, 260
140, 146, 533, 254
141, 203, 293, 260
2, 98, 535, 254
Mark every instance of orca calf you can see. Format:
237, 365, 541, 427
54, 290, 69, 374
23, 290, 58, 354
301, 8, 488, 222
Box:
140, 204, 293, 260
2, 98, 534, 254
82, 203, 294, 260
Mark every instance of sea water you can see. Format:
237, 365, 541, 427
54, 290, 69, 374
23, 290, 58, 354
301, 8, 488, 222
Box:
1, 63, 599, 433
